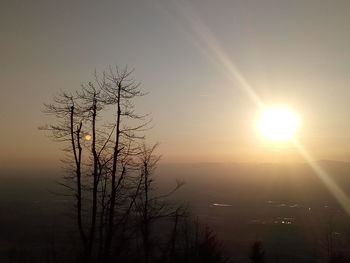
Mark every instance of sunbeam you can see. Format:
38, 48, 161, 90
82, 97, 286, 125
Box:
293, 139, 350, 215
166, 0, 265, 108
167, 1, 350, 215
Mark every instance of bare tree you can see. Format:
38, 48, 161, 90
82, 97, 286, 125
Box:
40, 92, 88, 257
76, 81, 105, 259
133, 143, 188, 263
98, 67, 149, 261
41, 67, 150, 262
138, 143, 161, 263
41, 66, 230, 263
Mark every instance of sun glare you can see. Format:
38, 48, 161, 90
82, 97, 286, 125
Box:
258, 107, 300, 141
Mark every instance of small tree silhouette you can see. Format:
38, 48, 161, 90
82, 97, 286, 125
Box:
196, 226, 228, 263
330, 251, 346, 263
249, 241, 265, 263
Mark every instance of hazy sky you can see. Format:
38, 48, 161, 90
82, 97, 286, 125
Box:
2, 0, 350, 170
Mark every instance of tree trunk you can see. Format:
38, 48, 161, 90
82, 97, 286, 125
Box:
104, 84, 122, 261
70, 106, 88, 255
88, 98, 99, 259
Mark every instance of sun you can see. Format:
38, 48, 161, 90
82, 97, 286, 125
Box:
258, 107, 300, 141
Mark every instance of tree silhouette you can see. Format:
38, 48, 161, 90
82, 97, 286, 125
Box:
40, 65, 237, 263
41, 66, 194, 263
249, 241, 265, 263
41, 66, 151, 262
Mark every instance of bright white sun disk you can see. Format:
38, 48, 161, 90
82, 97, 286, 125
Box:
258, 107, 300, 141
